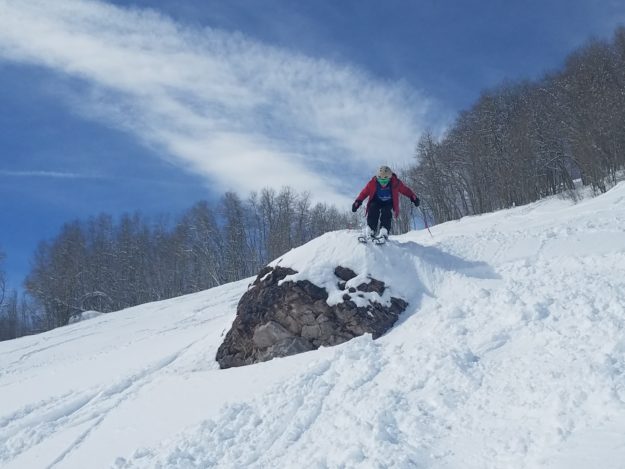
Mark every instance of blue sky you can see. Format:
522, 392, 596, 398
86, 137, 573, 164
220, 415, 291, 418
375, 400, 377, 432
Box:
0, 0, 623, 288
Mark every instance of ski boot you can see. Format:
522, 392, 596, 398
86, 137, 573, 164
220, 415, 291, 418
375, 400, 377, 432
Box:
374, 227, 388, 245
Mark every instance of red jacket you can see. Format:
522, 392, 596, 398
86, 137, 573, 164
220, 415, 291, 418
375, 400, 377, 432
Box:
356, 174, 417, 218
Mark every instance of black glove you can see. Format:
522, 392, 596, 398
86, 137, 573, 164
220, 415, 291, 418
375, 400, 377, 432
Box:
412, 197, 420, 207
351, 200, 361, 212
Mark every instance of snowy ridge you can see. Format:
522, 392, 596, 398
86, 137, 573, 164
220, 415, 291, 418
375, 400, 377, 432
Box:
2, 184, 625, 468
269, 230, 497, 308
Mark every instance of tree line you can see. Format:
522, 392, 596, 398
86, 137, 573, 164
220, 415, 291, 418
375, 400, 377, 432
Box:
408, 27, 625, 223
0, 249, 37, 340
14, 187, 356, 332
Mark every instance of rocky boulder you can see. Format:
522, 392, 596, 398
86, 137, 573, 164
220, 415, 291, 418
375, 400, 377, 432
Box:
216, 265, 408, 368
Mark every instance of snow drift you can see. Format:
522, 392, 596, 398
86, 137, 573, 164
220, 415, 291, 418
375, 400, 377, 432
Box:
1, 183, 625, 468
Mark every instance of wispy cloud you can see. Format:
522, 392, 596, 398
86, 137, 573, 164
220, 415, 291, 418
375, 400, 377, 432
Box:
0, 0, 433, 205
0, 170, 102, 179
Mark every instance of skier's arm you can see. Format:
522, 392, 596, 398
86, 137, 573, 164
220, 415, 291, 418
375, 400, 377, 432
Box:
352, 180, 375, 212
355, 180, 374, 204
397, 180, 418, 203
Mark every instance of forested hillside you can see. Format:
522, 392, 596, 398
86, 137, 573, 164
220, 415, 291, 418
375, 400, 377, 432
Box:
408, 27, 625, 222
22, 187, 354, 330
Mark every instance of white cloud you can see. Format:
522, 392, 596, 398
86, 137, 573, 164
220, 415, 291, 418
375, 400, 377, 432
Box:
0, 0, 432, 205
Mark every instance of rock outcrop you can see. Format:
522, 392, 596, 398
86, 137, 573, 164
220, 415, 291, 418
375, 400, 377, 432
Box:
216, 265, 408, 368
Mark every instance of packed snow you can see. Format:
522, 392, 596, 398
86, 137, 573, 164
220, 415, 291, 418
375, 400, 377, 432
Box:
1, 183, 625, 468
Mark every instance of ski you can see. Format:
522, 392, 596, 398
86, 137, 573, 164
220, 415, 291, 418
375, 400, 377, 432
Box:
357, 234, 388, 245
374, 235, 387, 245
357, 223, 388, 245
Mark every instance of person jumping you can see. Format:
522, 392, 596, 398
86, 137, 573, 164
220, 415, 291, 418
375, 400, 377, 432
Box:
352, 165, 419, 242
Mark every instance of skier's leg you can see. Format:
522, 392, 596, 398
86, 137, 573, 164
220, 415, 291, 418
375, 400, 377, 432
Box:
367, 200, 381, 236
379, 204, 392, 237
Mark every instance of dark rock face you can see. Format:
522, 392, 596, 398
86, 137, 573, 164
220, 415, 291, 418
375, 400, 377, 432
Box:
334, 266, 357, 282
216, 265, 408, 369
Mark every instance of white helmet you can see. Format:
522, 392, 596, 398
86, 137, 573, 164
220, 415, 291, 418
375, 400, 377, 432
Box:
377, 165, 392, 179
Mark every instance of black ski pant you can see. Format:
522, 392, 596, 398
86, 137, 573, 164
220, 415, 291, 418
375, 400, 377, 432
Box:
367, 198, 393, 233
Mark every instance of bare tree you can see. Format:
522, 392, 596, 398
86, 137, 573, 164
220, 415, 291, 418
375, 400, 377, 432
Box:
220, 191, 253, 282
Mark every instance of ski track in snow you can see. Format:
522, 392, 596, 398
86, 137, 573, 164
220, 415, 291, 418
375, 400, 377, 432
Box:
2, 184, 625, 468
0, 282, 248, 468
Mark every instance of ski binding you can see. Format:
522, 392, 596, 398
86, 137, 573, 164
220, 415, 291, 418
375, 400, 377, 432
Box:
358, 234, 388, 245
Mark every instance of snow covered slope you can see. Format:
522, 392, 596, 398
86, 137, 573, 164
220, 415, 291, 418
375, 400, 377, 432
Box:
2, 184, 625, 469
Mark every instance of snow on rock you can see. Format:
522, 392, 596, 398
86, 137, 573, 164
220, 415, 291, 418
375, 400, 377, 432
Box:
269, 229, 498, 308
2, 183, 625, 468
216, 228, 496, 369
68, 310, 105, 324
